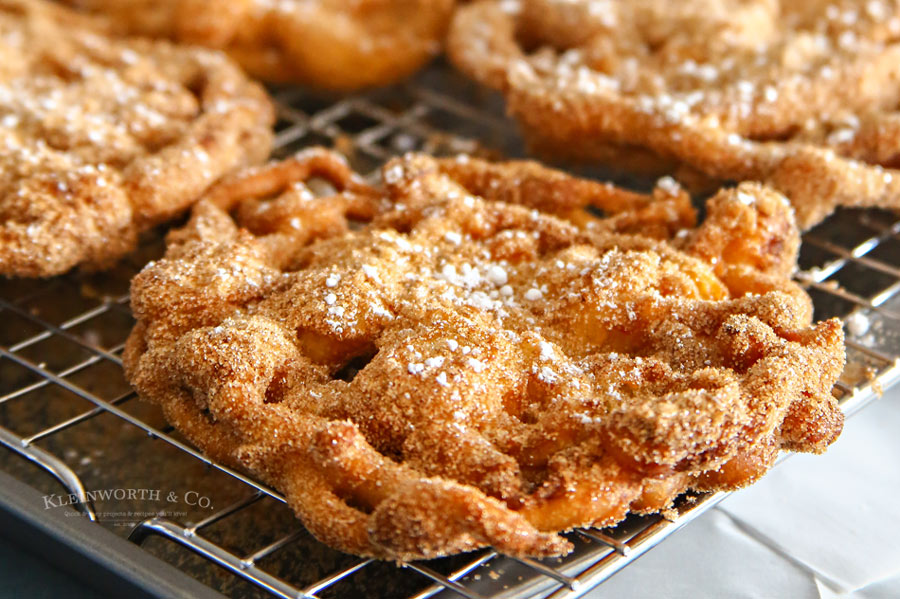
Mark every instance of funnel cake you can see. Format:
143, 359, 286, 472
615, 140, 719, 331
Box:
0, 0, 273, 277
124, 149, 845, 560
449, 0, 900, 228
62, 0, 456, 90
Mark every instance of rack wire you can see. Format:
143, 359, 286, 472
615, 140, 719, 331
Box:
1, 62, 899, 599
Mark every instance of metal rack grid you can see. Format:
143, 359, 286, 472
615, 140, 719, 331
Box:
1, 62, 900, 599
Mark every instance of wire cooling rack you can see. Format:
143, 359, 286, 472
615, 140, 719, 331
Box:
1, 62, 900, 599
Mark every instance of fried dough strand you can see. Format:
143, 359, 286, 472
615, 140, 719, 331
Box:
125, 149, 844, 560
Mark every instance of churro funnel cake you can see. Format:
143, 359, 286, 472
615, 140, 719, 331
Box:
449, 0, 900, 228
62, 0, 455, 90
125, 149, 845, 560
0, 0, 273, 277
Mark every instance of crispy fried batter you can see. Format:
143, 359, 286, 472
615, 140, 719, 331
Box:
0, 0, 273, 277
124, 149, 845, 560
448, 0, 900, 228
62, 0, 456, 90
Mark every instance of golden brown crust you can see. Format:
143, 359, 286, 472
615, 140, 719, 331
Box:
62, 0, 456, 90
448, 0, 900, 228
124, 149, 844, 560
0, 0, 273, 277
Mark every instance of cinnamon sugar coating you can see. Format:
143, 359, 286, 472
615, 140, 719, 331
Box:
0, 0, 273, 277
124, 149, 844, 560
448, 0, 900, 229
62, 0, 455, 91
